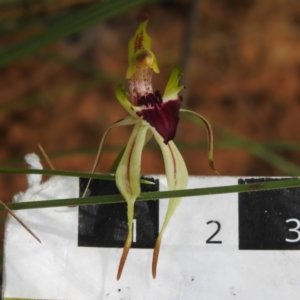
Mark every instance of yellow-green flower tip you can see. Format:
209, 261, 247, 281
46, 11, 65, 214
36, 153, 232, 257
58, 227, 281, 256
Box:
126, 18, 159, 79
163, 66, 184, 102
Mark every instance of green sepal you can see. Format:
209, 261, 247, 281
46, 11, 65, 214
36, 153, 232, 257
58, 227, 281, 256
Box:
126, 19, 159, 79
115, 123, 149, 279
150, 127, 188, 278
163, 66, 184, 102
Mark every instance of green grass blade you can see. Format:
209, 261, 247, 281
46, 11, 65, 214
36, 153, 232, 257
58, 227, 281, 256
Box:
217, 128, 300, 175
0, 167, 115, 180
0, 167, 153, 184
1, 177, 300, 211
37, 53, 123, 82
0, 0, 156, 68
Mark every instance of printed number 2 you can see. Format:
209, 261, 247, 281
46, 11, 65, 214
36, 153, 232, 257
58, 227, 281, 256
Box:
286, 218, 300, 243
206, 221, 222, 244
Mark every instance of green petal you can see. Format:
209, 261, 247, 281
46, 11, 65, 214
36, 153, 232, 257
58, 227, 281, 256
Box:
163, 66, 185, 102
116, 123, 149, 279
126, 19, 159, 79
150, 127, 188, 278
115, 84, 137, 117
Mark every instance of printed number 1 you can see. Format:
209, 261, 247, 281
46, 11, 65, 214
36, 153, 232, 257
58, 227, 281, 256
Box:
286, 218, 300, 243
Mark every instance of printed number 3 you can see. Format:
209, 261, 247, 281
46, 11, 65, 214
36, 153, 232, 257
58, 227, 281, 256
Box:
286, 218, 300, 243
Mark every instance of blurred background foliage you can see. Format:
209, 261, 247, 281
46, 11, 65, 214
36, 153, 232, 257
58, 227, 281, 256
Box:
0, 0, 300, 288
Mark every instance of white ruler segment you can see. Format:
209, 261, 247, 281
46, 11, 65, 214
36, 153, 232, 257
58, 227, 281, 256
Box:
3, 176, 300, 300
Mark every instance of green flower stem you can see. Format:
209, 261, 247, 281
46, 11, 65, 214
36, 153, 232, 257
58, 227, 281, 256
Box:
1, 177, 300, 212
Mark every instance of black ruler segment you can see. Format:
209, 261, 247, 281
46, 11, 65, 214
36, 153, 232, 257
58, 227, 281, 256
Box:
78, 177, 159, 249
239, 178, 300, 250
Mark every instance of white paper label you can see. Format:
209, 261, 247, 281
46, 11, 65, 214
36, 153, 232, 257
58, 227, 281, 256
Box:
3, 175, 300, 300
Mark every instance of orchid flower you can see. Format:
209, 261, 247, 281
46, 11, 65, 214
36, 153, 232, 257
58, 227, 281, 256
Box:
86, 15, 217, 280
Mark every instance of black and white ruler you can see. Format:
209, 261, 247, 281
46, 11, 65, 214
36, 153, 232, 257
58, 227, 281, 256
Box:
3, 176, 300, 300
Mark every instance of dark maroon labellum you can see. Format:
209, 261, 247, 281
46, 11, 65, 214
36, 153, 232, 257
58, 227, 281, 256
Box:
137, 91, 182, 144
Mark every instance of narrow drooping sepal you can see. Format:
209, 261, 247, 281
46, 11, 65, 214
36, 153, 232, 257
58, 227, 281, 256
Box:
150, 128, 189, 278
116, 123, 149, 280
180, 109, 219, 174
